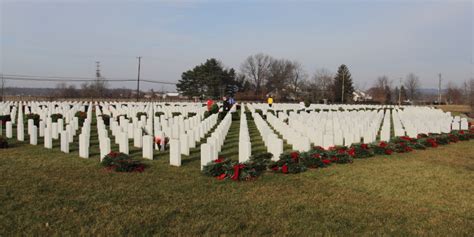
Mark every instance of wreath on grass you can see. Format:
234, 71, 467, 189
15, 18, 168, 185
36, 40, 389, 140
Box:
202, 129, 474, 181
101, 152, 146, 172
203, 153, 273, 181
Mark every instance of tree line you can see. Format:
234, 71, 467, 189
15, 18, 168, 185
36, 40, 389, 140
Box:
177, 54, 356, 103
176, 53, 474, 106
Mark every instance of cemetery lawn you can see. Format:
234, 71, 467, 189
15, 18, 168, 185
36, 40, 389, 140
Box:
435, 104, 472, 117
1, 139, 473, 235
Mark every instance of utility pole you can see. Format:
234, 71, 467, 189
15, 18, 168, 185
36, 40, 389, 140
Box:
438, 73, 442, 104
136, 56, 142, 102
341, 71, 345, 103
1, 73, 4, 102
96, 61, 101, 79
398, 77, 402, 106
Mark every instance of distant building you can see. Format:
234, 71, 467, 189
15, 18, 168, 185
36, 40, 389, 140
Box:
353, 90, 372, 102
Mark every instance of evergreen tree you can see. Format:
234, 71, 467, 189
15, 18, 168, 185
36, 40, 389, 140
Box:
333, 64, 355, 103
177, 59, 237, 98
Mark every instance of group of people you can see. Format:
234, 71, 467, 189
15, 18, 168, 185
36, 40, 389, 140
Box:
205, 95, 274, 112
206, 96, 236, 112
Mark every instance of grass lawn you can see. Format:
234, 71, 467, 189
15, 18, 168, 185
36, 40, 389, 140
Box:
435, 105, 472, 117
1, 113, 474, 235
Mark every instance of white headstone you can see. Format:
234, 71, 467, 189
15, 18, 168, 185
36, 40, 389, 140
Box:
79, 133, 89, 158
30, 125, 37, 145
6, 121, 12, 138
60, 131, 69, 153
142, 135, 154, 160
170, 139, 181, 166
17, 123, 24, 141
200, 143, 212, 170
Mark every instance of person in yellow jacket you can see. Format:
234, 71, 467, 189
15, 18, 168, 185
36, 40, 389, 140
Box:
267, 96, 273, 108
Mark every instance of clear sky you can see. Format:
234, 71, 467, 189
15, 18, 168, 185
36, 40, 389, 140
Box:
1, 0, 473, 91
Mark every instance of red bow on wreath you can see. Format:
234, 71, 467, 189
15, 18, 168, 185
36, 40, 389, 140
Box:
232, 164, 246, 181
214, 157, 225, 163
290, 152, 299, 162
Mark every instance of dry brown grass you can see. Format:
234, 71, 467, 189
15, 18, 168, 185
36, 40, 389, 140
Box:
435, 105, 472, 114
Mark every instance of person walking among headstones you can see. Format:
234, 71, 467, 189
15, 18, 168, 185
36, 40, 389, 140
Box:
267, 95, 274, 108
228, 96, 235, 109
223, 96, 230, 112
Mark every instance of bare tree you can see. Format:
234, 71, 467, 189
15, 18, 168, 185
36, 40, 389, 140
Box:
266, 59, 293, 99
55, 83, 79, 98
311, 68, 334, 101
444, 82, 463, 104
240, 53, 273, 96
287, 61, 307, 99
404, 73, 420, 101
368, 76, 392, 104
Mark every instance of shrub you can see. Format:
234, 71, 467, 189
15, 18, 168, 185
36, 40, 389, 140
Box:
188, 112, 197, 118
50, 113, 63, 123
0, 136, 8, 149
101, 152, 146, 172
26, 113, 40, 127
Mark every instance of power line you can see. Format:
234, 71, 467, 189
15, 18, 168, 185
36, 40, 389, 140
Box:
0, 74, 176, 85
1, 77, 134, 82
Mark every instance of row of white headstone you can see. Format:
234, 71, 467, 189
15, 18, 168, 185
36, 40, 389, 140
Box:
248, 106, 283, 161
238, 106, 251, 163
278, 109, 383, 147
200, 111, 234, 169
247, 103, 466, 152
168, 112, 220, 167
